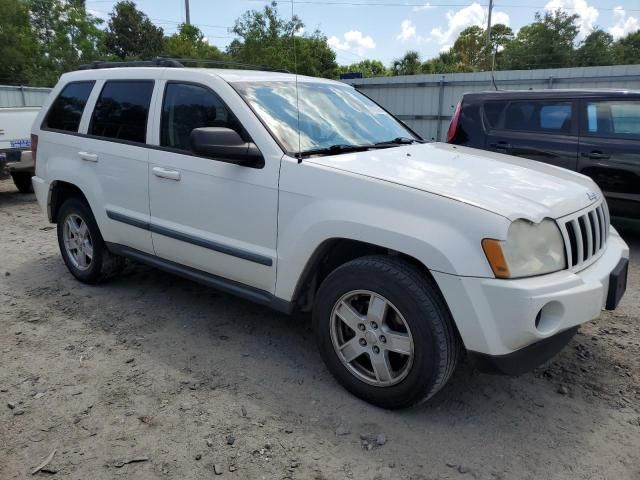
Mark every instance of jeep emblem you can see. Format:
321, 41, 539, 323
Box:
586, 192, 599, 202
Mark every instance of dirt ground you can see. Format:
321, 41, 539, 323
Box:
1, 178, 639, 480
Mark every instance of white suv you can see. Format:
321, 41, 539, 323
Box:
31, 61, 629, 408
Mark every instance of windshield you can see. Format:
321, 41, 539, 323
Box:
232, 81, 418, 154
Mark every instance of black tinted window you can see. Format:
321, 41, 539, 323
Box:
161, 83, 240, 151
483, 101, 507, 129
502, 101, 572, 134
43, 81, 94, 132
89, 81, 154, 143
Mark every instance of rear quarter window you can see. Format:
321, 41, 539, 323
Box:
42, 81, 95, 132
485, 100, 573, 134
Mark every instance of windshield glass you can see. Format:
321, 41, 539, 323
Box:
232, 81, 417, 154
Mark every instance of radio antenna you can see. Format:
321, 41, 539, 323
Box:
292, 0, 302, 162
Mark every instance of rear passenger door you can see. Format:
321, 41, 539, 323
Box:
578, 98, 640, 218
484, 99, 578, 172
77, 79, 156, 254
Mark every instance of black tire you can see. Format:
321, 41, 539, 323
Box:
11, 172, 34, 193
56, 197, 123, 284
313, 255, 460, 409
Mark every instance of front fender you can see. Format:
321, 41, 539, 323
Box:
275, 159, 510, 301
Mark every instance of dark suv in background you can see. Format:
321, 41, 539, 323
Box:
447, 90, 640, 218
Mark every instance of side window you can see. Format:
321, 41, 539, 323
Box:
502, 101, 572, 134
584, 100, 640, 138
89, 80, 154, 143
43, 81, 95, 132
483, 101, 507, 129
161, 82, 240, 152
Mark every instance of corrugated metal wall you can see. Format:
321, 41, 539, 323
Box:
0, 85, 51, 108
343, 64, 640, 142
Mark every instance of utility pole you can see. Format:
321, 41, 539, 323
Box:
485, 0, 493, 48
185, 0, 191, 25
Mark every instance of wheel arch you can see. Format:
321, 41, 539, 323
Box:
290, 237, 440, 312
48, 180, 90, 223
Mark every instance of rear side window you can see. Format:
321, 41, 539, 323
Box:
43, 81, 95, 132
585, 100, 640, 138
160, 82, 240, 152
503, 101, 572, 134
89, 80, 154, 144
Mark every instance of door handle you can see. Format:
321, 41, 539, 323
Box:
583, 151, 610, 160
78, 151, 98, 162
152, 166, 181, 181
490, 141, 512, 151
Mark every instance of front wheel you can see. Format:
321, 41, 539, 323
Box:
313, 256, 460, 409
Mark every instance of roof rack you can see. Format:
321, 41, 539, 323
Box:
77, 57, 289, 73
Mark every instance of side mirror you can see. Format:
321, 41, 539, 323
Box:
190, 127, 264, 168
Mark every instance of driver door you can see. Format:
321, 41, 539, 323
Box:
148, 79, 279, 293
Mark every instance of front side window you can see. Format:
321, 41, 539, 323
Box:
161, 82, 240, 152
43, 81, 95, 132
232, 81, 417, 153
502, 101, 572, 134
89, 80, 154, 143
585, 100, 640, 138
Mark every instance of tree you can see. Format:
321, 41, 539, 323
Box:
613, 30, 640, 65
575, 30, 614, 66
164, 23, 226, 61
105, 1, 164, 60
27, 0, 104, 86
226, 2, 336, 77
500, 10, 579, 70
338, 60, 389, 78
391, 50, 422, 76
0, 0, 38, 85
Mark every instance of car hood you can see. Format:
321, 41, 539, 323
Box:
306, 142, 600, 222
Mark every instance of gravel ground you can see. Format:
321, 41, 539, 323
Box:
1, 178, 639, 480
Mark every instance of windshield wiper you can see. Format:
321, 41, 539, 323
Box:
374, 137, 424, 146
298, 144, 376, 158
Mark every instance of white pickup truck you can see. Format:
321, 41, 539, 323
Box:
0, 106, 38, 192
31, 62, 629, 408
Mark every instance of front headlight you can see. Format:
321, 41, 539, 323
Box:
482, 219, 566, 279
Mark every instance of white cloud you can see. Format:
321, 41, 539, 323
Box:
413, 2, 434, 12
609, 6, 639, 40
328, 31, 376, 56
430, 3, 509, 47
397, 20, 417, 41
544, 0, 599, 40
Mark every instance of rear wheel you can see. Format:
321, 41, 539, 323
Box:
313, 256, 460, 409
11, 172, 33, 193
56, 198, 123, 284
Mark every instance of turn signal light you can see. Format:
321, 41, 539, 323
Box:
482, 239, 510, 278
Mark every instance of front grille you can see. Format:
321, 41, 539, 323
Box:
559, 201, 609, 270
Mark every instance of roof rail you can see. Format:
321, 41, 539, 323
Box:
76, 57, 289, 73
77, 58, 184, 70
170, 58, 290, 73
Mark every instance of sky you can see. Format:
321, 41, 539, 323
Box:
85, 0, 640, 65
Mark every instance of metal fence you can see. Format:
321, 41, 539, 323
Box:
343, 64, 640, 142
0, 85, 51, 108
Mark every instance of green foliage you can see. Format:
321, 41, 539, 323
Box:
164, 23, 227, 61
105, 1, 164, 60
226, 1, 337, 77
391, 51, 422, 76
0, 0, 38, 85
575, 30, 614, 66
613, 30, 640, 64
338, 60, 389, 78
500, 10, 579, 70
1, 0, 639, 87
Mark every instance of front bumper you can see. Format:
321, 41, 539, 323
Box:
433, 227, 629, 360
